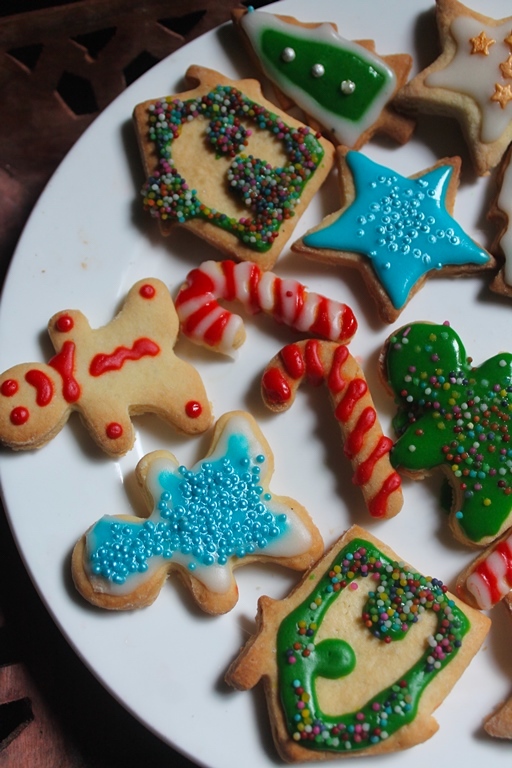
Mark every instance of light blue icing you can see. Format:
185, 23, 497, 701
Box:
87, 432, 289, 586
303, 151, 490, 309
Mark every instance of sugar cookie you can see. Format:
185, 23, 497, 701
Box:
226, 524, 490, 761
380, 321, 512, 547
72, 411, 324, 614
261, 339, 402, 519
395, 0, 512, 175
292, 148, 493, 323
231, 7, 414, 149
0, 278, 212, 457
133, 65, 335, 271
175, 258, 357, 355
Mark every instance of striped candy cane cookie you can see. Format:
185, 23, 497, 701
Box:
457, 529, 512, 610
175, 259, 357, 355
261, 339, 403, 519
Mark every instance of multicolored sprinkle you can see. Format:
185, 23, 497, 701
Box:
277, 538, 468, 753
141, 85, 325, 252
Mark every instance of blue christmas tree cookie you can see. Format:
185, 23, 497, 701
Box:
72, 411, 323, 614
293, 148, 494, 322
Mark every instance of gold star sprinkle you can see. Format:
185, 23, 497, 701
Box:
491, 82, 512, 108
470, 30, 496, 54
500, 54, 512, 79
505, 31, 512, 48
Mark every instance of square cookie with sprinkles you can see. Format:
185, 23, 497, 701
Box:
226, 524, 490, 761
133, 65, 335, 271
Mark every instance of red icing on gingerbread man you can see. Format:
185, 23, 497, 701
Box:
0, 279, 212, 456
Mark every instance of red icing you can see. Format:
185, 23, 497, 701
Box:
222, 260, 237, 301
341, 406, 376, 458
25, 369, 54, 406
304, 340, 324, 386
185, 400, 203, 418
368, 472, 402, 519
49, 341, 81, 403
335, 379, 368, 423
1, 379, 18, 397
10, 406, 29, 425
106, 422, 123, 439
474, 540, 512, 604
139, 283, 156, 299
309, 296, 331, 339
247, 263, 262, 314
280, 344, 305, 379
54, 314, 74, 333
353, 436, 393, 486
327, 345, 349, 395
175, 268, 214, 309
261, 367, 291, 405
204, 313, 231, 347
89, 338, 160, 376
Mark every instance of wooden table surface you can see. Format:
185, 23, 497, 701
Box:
0, 1, 271, 765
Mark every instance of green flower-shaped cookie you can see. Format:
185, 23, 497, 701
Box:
381, 322, 512, 547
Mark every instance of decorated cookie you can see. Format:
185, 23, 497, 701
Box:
133, 65, 335, 271
225, 524, 490, 761
0, 278, 212, 457
457, 527, 512, 610
489, 143, 512, 296
72, 411, 324, 614
175, 258, 357, 355
380, 321, 512, 547
484, 593, 512, 738
231, 7, 415, 149
292, 148, 493, 323
261, 339, 403, 519
395, 0, 512, 175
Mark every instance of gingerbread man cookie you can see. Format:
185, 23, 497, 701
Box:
0, 278, 212, 457
72, 411, 324, 614
395, 0, 512, 175
133, 65, 335, 271
232, 7, 415, 149
380, 321, 512, 548
226, 524, 490, 761
292, 148, 493, 323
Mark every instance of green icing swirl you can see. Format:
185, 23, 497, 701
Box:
276, 538, 469, 753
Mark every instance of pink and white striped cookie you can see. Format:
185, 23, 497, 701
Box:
175, 259, 357, 355
457, 529, 512, 610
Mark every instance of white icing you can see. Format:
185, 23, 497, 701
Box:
426, 16, 512, 143
496, 152, 512, 285
240, 10, 396, 147
466, 532, 512, 609
466, 571, 492, 610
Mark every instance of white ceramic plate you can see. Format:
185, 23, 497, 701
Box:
1, 0, 511, 765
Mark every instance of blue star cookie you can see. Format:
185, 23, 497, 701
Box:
71, 411, 323, 614
292, 148, 493, 322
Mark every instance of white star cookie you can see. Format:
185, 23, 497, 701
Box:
396, 0, 512, 175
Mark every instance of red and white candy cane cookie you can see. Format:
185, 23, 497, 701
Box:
457, 529, 512, 611
175, 259, 357, 355
261, 339, 403, 519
